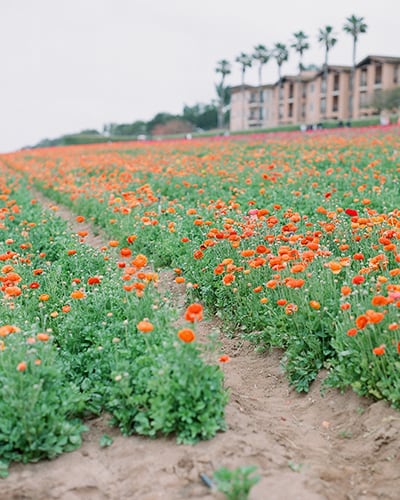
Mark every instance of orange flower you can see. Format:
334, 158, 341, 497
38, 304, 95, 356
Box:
17, 361, 27, 372
177, 328, 195, 343
137, 319, 154, 333
355, 315, 369, 330
37, 332, 50, 341
184, 303, 203, 322
4, 286, 22, 297
120, 247, 132, 258
70, 290, 85, 299
109, 240, 120, 247
75, 215, 85, 223
277, 299, 287, 306
372, 345, 385, 356
67, 249, 77, 256
219, 354, 231, 363
0, 324, 20, 337
175, 276, 185, 284
328, 262, 342, 274
285, 303, 298, 315
309, 300, 321, 310
131, 254, 147, 268
39, 294, 50, 301
365, 309, 385, 324
285, 278, 305, 288
291, 264, 306, 273
347, 328, 358, 337
193, 250, 204, 260
371, 295, 389, 306
341, 285, 352, 296
222, 274, 235, 286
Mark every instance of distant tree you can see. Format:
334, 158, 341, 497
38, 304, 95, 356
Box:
273, 42, 289, 82
343, 14, 368, 119
215, 60, 232, 129
183, 103, 218, 130
318, 25, 337, 71
252, 44, 270, 122
235, 52, 253, 129
370, 87, 400, 112
291, 31, 310, 72
78, 129, 100, 135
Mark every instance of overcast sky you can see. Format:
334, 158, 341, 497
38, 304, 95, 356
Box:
1, 0, 399, 153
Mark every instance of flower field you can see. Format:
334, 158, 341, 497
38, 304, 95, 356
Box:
0, 125, 399, 476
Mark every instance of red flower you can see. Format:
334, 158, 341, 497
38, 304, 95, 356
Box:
345, 208, 358, 217
87, 276, 101, 285
352, 275, 365, 285
29, 281, 40, 289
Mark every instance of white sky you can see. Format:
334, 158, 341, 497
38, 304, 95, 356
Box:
1, 0, 399, 152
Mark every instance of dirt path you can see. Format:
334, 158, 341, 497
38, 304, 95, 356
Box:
3, 189, 400, 500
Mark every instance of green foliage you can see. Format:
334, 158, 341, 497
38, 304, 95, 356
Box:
213, 465, 260, 500
107, 341, 228, 444
0, 334, 86, 472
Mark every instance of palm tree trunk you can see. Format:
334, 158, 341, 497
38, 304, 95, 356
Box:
324, 49, 328, 121
218, 76, 225, 129
349, 39, 357, 120
258, 64, 263, 123
241, 70, 245, 130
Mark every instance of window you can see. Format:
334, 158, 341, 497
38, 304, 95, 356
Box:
279, 86, 284, 100
375, 64, 382, 84
288, 102, 293, 117
289, 83, 294, 98
249, 92, 257, 103
320, 97, 326, 113
309, 102, 314, 112
301, 103, 306, 118
394, 65, 399, 84
309, 83, 315, 93
321, 79, 326, 93
332, 95, 339, 112
279, 104, 284, 119
359, 91, 368, 107
302, 84, 307, 98
333, 74, 340, 91
259, 90, 264, 103
360, 68, 367, 87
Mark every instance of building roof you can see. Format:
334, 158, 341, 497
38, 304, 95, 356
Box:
357, 55, 400, 67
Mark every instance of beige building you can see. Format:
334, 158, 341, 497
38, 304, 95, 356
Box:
230, 55, 400, 131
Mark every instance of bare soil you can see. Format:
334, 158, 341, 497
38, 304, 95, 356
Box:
3, 190, 400, 500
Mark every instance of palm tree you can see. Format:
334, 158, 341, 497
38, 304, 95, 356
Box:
343, 14, 368, 119
215, 59, 232, 129
252, 44, 270, 122
235, 52, 253, 129
291, 32, 309, 124
273, 43, 289, 123
318, 25, 338, 119
291, 31, 310, 72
